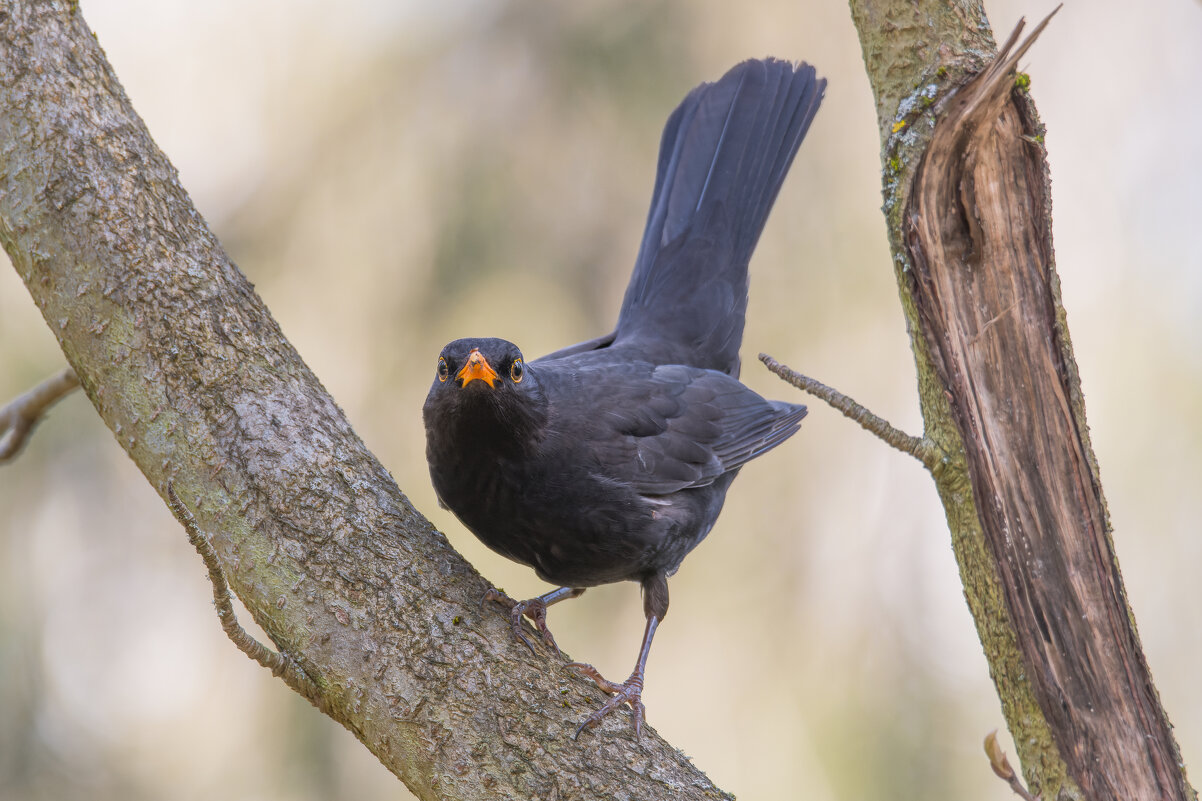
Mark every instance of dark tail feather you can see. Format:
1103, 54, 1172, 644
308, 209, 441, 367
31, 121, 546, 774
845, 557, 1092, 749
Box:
612, 59, 824, 375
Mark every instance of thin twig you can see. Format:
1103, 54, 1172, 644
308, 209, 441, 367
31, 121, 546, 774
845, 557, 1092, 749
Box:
165, 483, 329, 712
985, 730, 1042, 801
0, 366, 81, 462
758, 353, 939, 469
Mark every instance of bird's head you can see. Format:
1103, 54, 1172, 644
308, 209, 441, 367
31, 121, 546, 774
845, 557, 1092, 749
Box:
431, 337, 526, 391
422, 338, 546, 441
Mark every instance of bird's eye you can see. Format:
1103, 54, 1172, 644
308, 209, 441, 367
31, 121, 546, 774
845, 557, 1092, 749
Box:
509, 358, 524, 383
437, 357, 449, 382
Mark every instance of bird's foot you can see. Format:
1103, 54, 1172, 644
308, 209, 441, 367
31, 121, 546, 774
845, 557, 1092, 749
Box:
567, 662, 646, 739
481, 588, 562, 656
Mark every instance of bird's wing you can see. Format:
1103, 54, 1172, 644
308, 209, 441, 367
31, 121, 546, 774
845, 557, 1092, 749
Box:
573, 363, 806, 496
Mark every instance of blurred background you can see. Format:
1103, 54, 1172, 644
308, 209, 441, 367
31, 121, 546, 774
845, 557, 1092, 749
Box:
2, 0, 1199, 799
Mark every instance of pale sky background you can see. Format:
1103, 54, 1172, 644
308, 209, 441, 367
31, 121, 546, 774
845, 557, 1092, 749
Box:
2, 1, 1200, 800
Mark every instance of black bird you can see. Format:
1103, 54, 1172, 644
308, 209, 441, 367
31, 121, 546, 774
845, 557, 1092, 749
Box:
423, 58, 824, 738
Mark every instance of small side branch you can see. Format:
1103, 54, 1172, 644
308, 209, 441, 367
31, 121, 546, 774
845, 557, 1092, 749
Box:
165, 483, 329, 713
0, 366, 80, 462
986, 730, 1041, 801
759, 353, 939, 468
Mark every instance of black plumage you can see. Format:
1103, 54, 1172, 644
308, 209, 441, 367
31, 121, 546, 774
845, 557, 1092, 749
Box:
423, 58, 825, 737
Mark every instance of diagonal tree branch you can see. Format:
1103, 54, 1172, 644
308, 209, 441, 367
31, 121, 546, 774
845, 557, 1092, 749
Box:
758, 352, 937, 467
0, 3, 729, 799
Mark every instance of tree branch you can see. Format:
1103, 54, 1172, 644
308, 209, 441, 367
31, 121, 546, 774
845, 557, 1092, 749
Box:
848, 1, 1194, 798
985, 731, 1040, 801
906, 15, 1188, 798
758, 353, 937, 467
0, 3, 729, 799
0, 366, 79, 462
166, 482, 330, 712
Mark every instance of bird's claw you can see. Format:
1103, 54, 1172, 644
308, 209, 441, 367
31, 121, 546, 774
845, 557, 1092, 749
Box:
481, 588, 562, 656
480, 587, 512, 612
567, 662, 646, 739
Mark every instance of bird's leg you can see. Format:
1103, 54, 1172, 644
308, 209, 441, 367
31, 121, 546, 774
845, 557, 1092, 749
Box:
482, 586, 585, 656
568, 572, 668, 739
568, 614, 658, 739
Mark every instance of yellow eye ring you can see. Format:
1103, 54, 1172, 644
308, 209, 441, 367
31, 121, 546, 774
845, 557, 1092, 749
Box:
510, 358, 524, 383
437, 357, 449, 382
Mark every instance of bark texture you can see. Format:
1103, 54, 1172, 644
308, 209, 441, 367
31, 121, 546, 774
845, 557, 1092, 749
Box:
848, 1, 1195, 799
0, 3, 729, 799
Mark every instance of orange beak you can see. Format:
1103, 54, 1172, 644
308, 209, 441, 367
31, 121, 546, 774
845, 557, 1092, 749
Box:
456, 348, 499, 388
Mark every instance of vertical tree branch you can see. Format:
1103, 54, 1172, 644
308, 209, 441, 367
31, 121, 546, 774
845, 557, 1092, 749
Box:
843, 1, 1195, 799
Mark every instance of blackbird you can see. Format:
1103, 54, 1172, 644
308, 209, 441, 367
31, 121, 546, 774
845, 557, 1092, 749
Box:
423, 58, 824, 738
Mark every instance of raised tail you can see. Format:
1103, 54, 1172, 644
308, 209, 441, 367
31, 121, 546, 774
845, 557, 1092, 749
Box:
612, 59, 824, 375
